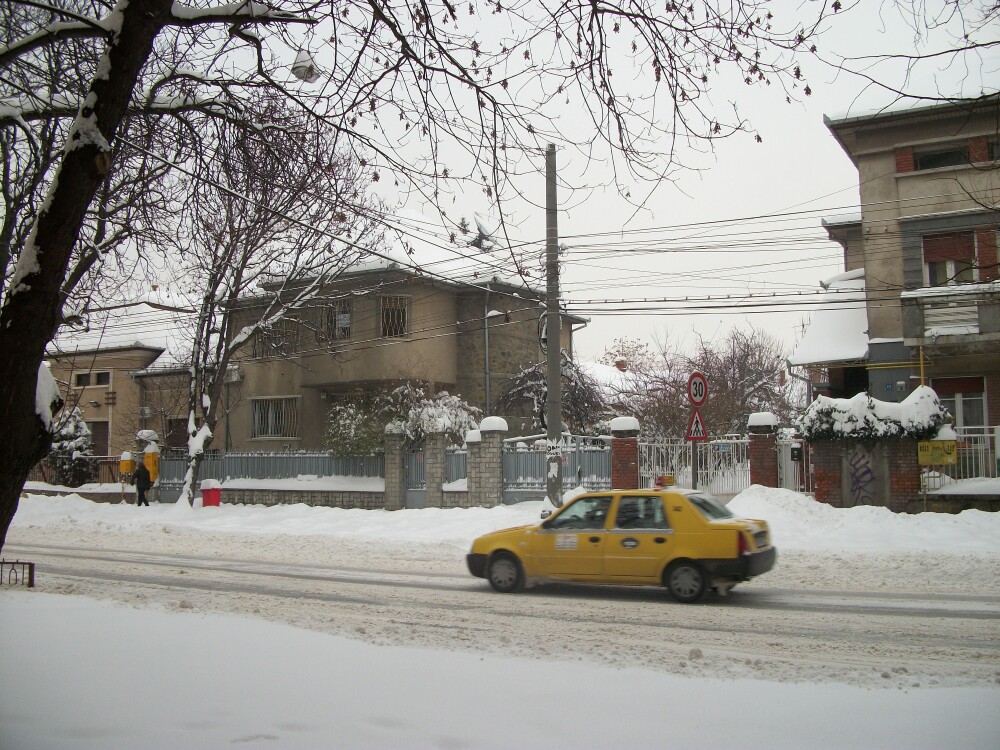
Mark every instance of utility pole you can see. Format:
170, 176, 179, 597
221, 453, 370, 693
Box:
545, 144, 563, 506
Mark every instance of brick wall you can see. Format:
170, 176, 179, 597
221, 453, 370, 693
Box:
749, 433, 778, 487
810, 441, 842, 506
988, 374, 1000, 427
976, 226, 998, 282
611, 434, 639, 489
809, 439, 921, 512
895, 146, 914, 172
969, 136, 990, 163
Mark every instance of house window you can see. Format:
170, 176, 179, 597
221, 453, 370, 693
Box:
251, 397, 299, 438
94, 371, 110, 386
324, 300, 352, 341
380, 296, 408, 338
914, 145, 969, 171
933, 377, 985, 428
74, 373, 91, 387
252, 319, 300, 358
923, 231, 976, 286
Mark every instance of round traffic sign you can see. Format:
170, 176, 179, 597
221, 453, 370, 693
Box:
687, 371, 708, 407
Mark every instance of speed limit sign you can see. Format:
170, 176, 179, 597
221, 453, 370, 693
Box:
687, 371, 708, 407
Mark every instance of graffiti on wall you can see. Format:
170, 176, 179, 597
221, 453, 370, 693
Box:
847, 447, 877, 506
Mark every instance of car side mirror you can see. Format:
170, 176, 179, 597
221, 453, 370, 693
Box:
540, 509, 552, 519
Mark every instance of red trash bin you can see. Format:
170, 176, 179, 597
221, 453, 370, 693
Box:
200, 480, 222, 507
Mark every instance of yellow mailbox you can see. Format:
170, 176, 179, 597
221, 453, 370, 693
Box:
119, 451, 135, 477
143, 444, 160, 482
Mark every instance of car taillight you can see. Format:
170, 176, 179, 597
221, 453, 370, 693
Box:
738, 533, 749, 555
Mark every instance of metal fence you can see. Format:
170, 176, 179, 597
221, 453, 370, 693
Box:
158, 452, 384, 501
502, 436, 612, 494
924, 426, 998, 491
639, 436, 750, 497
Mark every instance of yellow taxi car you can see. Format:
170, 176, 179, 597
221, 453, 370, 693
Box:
466, 489, 776, 603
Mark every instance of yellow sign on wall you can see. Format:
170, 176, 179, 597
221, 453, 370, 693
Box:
917, 441, 957, 465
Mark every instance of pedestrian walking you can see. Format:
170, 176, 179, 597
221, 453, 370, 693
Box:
133, 462, 151, 507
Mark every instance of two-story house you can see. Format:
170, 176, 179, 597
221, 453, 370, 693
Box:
221, 260, 583, 450
792, 96, 999, 433
45, 342, 190, 457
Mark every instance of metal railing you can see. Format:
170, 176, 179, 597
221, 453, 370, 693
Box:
1, 559, 35, 588
924, 426, 998, 491
639, 436, 750, 497
502, 436, 611, 492
159, 451, 385, 489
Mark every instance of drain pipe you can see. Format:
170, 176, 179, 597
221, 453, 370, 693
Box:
786, 361, 813, 404
484, 283, 491, 409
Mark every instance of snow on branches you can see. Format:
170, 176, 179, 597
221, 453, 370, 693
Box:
798, 385, 951, 443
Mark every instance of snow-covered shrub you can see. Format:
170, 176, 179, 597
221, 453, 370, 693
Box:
798, 386, 950, 443
48, 407, 94, 486
385, 384, 482, 447
324, 384, 481, 454
324, 397, 386, 456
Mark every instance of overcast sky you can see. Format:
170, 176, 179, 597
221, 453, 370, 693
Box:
54, 1, 998, 366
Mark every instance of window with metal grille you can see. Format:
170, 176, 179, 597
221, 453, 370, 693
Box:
252, 319, 300, 358
251, 397, 299, 438
923, 231, 977, 286
324, 300, 352, 340
380, 296, 408, 338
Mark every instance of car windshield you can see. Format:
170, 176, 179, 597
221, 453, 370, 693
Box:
686, 493, 734, 520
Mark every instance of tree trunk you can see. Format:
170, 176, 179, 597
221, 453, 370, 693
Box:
0, 0, 171, 551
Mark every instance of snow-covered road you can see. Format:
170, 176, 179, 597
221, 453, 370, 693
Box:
7, 529, 998, 690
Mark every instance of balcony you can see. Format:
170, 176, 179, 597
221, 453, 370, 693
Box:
900, 282, 1000, 351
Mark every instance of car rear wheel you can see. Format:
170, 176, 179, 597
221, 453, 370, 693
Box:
664, 561, 708, 603
487, 553, 524, 593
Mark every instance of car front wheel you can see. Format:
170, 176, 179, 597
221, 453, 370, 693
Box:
487, 553, 524, 593
664, 561, 708, 603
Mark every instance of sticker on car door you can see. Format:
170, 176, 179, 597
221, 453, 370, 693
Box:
555, 534, 579, 550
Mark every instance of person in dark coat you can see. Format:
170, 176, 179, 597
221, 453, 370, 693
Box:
133, 462, 152, 506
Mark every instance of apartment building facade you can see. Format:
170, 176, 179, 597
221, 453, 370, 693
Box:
801, 96, 999, 429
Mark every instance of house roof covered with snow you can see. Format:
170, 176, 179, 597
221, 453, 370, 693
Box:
788, 268, 869, 368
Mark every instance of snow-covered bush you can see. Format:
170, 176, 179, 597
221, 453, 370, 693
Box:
324, 384, 481, 454
324, 397, 386, 456
48, 407, 94, 487
385, 384, 482, 447
798, 386, 950, 443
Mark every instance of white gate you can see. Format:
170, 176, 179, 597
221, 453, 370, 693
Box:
640, 436, 749, 498
777, 437, 812, 494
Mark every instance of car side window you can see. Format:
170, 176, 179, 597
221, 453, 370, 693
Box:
548, 496, 612, 530
614, 496, 670, 530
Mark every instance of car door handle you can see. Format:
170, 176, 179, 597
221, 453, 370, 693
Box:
589, 536, 601, 544
654, 537, 666, 544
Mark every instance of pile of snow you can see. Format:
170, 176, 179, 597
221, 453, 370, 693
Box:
11, 484, 1000, 554
798, 385, 949, 441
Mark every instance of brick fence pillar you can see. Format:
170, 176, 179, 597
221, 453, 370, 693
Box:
424, 428, 447, 508
383, 427, 406, 510
610, 416, 641, 490
748, 412, 779, 488
477, 417, 507, 507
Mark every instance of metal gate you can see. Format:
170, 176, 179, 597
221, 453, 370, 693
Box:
777, 437, 812, 494
639, 436, 749, 498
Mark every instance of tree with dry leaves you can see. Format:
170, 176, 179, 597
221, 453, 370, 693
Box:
1, 0, 841, 548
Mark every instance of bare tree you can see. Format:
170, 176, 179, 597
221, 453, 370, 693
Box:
818, 1, 999, 110
1, 0, 837, 548
600, 328, 797, 437
167, 105, 384, 505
